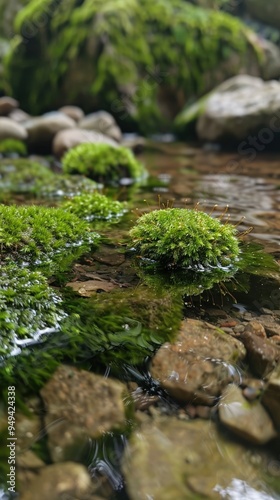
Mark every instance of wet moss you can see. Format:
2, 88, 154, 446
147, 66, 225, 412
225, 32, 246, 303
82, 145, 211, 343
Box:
0, 265, 65, 360
35, 174, 99, 199
62, 143, 144, 185
63, 192, 127, 221
0, 139, 27, 157
0, 158, 54, 195
130, 208, 240, 269
0, 204, 99, 267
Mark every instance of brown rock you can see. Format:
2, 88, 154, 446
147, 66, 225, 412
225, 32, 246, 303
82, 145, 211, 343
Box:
150, 319, 246, 405
244, 320, 267, 339
240, 330, 280, 377
79, 111, 122, 142
0, 117, 27, 141
52, 127, 117, 158
258, 315, 280, 338
59, 105, 85, 122
25, 112, 76, 153
262, 364, 280, 430
219, 384, 277, 445
0, 96, 19, 116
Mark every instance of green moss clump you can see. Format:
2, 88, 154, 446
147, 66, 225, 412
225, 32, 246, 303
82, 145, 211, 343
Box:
62, 143, 144, 185
0, 139, 27, 157
35, 174, 99, 199
0, 158, 54, 195
0, 205, 99, 266
63, 192, 127, 221
0, 265, 65, 360
130, 208, 240, 269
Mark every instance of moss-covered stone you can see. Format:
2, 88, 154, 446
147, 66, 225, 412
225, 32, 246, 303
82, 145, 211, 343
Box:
0, 265, 65, 359
34, 174, 99, 199
0, 204, 99, 267
63, 192, 126, 221
5, 0, 260, 130
62, 143, 144, 184
0, 139, 27, 156
130, 208, 240, 269
0, 158, 54, 195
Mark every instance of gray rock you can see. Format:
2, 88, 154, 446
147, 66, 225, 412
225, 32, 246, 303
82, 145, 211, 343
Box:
219, 384, 277, 444
122, 417, 270, 500
197, 75, 280, 142
150, 319, 246, 405
59, 105, 85, 122
240, 330, 280, 377
9, 108, 30, 123
52, 127, 117, 158
0, 117, 27, 141
79, 111, 122, 142
0, 96, 19, 116
245, 0, 280, 30
40, 365, 128, 462
262, 364, 280, 430
24, 112, 75, 152
20, 462, 93, 500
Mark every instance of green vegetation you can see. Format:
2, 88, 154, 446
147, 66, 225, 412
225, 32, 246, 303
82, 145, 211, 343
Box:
0, 204, 99, 266
0, 265, 65, 359
130, 208, 240, 268
5, 0, 258, 129
62, 143, 144, 184
0, 158, 53, 195
63, 192, 127, 220
35, 174, 99, 198
0, 139, 27, 156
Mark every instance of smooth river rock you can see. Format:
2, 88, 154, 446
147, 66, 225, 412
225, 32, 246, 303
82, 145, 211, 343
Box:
197, 75, 280, 143
59, 105, 85, 122
219, 384, 277, 445
40, 365, 128, 462
79, 110, 122, 142
24, 112, 76, 152
0, 96, 19, 115
52, 127, 117, 158
0, 117, 27, 141
150, 318, 246, 405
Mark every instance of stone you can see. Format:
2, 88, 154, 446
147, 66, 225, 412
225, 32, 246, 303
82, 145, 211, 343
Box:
219, 384, 277, 445
0, 117, 27, 141
245, 0, 280, 30
0, 96, 19, 116
59, 105, 85, 122
20, 462, 93, 500
262, 364, 280, 430
260, 39, 280, 80
52, 127, 117, 158
79, 111, 122, 142
240, 330, 280, 378
244, 321, 266, 339
122, 417, 270, 500
40, 365, 128, 462
150, 319, 246, 405
9, 108, 30, 123
17, 450, 45, 469
196, 75, 280, 143
24, 112, 76, 153
258, 315, 280, 338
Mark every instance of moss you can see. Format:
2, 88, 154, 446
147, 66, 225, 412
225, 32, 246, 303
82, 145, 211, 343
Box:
5, 0, 259, 130
62, 143, 144, 184
63, 192, 127, 221
61, 286, 182, 365
35, 174, 99, 199
129, 208, 240, 269
0, 204, 99, 267
0, 265, 65, 359
0, 158, 54, 195
0, 139, 27, 157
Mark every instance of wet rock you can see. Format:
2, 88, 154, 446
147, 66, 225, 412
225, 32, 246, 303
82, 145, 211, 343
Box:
150, 319, 246, 405
52, 127, 117, 158
245, 0, 280, 30
59, 105, 85, 122
40, 365, 128, 461
122, 417, 268, 500
244, 321, 267, 339
20, 462, 93, 500
25, 112, 76, 153
197, 75, 280, 143
258, 315, 280, 338
240, 330, 280, 377
17, 450, 45, 469
79, 111, 122, 142
260, 39, 280, 80
16, 412, 42, 453
0, 96, 19, 115
262, 364, 280, 430
219, 384, 277, 445
0, 117, 27, 141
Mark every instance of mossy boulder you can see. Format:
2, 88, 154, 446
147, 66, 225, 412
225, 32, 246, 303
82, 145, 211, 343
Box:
0, 265, 65, 360
34, 174, 99, 199
0, 139, 27, 156
62, 143, 144, 185
130, 208, 240, 269
0, 158, 54, 196
63, 192, 127, 221
0, 205, 99, 268
5, 0, 262, 130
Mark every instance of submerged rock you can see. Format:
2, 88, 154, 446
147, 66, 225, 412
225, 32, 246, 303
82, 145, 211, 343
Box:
219, 384, 277, 444
240, 329, 280, 377
197, 75, 280, 144
40, 365, 128, 461
262, 364, 280, 430
122, 417, 271, 500
150, 319, 246, 405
